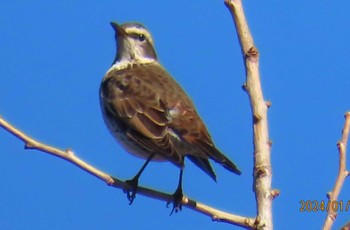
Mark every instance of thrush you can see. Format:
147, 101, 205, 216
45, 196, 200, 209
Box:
99, 22, 241, 213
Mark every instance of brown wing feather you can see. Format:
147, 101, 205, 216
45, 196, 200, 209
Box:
101, 64, 183, 167
167, 97, 241, 175
181, 117, 241, 175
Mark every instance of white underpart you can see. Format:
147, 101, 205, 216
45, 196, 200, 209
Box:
168, 107, 180, 120
107, 58, 157, 74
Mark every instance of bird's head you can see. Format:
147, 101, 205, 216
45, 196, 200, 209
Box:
111, 22, 158, 65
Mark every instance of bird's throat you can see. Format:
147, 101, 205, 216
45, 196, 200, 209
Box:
108, 58, 158, 73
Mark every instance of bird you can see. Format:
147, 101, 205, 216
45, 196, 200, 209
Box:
99, 22, 241, 213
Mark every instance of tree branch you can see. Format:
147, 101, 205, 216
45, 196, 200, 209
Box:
0, 116, 256, 229
322, 112, 350, 230
225, 1, 275, 229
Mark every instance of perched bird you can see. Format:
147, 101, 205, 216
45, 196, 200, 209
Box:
99, 22, 241, 212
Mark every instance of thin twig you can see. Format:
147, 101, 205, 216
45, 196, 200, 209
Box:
225, 0, 274, 229
322, 112, 350, 230
0, 116, 255, 229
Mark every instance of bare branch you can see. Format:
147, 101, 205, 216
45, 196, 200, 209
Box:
225, 0, 274, 229
322, 112, 350, 230
0, 116, 255, 229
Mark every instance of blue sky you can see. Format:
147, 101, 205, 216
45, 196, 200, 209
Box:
1, 0, 349, 229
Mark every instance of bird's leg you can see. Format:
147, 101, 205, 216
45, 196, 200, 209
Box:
125, 153, 155, 204
167, 168, 184, 215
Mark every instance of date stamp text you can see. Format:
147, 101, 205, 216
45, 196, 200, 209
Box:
300, 200, 350, 212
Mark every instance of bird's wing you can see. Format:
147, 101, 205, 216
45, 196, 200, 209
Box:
185, 123, 241, 175
100, 66, 183, 167
169, 98, 242, 176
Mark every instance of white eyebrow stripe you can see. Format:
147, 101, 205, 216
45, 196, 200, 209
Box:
124, 27, 153, 44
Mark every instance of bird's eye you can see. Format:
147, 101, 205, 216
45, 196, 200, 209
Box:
138, 34, 146, 42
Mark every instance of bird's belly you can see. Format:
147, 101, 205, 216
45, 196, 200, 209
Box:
101, 105, 167, 162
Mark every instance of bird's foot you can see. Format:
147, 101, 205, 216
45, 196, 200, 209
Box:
166, 186, 183, 215
124, 176, 139, 205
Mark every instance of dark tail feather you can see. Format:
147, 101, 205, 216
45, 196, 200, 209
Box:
187, 155, 217, 181
198, 141, 242, 175
216, 152, 242, 175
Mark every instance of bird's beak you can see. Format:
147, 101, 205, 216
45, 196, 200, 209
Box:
110, 22, 127, 37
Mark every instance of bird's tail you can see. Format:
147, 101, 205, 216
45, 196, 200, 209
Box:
187, 155, 217, 181
214, 149, 242, 175
198, 140, 241, 176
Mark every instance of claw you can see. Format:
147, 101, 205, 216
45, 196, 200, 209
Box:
124, 177, 138, 205
167, 186, 183, 215
122, 153, 156, 205
126, 190, 137, 205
